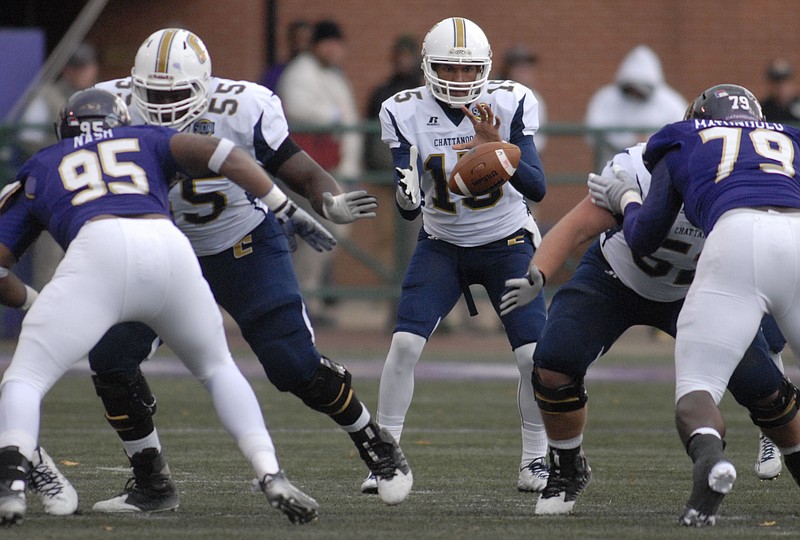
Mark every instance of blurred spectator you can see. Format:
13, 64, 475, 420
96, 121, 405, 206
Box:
497, 45, 548, 152
19, 43, 99, 154
365, 33, 422, 171
276, 20, 363, 325
760, 58, 800, 124
259, 19, 312, 91
584, 45, 686, 167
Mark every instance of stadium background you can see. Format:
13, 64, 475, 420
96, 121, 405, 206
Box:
4, 0, 800, 333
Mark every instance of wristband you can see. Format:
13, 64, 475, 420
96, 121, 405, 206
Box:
620, 190, 643, 214
208, 138, 236, 174
21, 285, 37, 311
263, 185, 290, 214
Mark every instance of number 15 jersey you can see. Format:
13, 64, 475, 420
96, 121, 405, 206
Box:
380, 82, 542, 247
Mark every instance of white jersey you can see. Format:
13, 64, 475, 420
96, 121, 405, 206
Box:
380, 82, 541, 247
95, 77, 290, 256
599, 144, 705, 302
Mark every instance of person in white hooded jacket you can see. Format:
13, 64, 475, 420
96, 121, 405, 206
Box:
584, 45, 686, 166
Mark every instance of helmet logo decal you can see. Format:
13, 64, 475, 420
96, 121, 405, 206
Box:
155, 28, 178, 73
187, 34, 208, 64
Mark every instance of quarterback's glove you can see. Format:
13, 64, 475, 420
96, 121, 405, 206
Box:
322, 190, 378, 224
264, 187, 336, 252
499, 263, 545, 316
395, 145, 421, 211
587, 164, 642, 216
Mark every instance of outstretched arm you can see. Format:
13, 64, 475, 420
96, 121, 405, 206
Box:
533, 195, 615, 281
500, 195, 614, 315
170, 134, 335, 252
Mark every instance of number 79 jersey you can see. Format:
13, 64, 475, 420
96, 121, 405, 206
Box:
643, 119, 800, 233
95, 76, 290, 256
380, 82, 541, 247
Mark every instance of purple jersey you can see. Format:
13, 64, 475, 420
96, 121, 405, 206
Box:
10, 125, 179, 250
624, 119, 800, 254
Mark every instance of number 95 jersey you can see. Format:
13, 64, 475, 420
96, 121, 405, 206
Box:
380, 81, 541, 247
95, 77, 290, 256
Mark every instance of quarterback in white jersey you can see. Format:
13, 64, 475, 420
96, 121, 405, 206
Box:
364, 17, 550, 496
79, 28, 412, 512
501, 143, 787, 515
380, 78, 542, 246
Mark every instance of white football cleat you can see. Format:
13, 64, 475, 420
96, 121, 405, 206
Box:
28, 447, 78, 516
365, 428, 412, 505
517, 457, 549, 492
754, 433, 782, 480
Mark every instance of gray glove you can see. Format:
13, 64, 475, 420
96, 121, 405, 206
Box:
499, 262, 545, 316
395, 145, 421, 211
587, 164, 642, 215
274, 199, 336, 252
322, 190, 378, 224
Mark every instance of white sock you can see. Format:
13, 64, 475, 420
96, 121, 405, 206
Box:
515, 343, 547, 466
123, 429, 162, 458
340, 407, 371, 433
376, 332, 426, 444
549, 434, 583, 450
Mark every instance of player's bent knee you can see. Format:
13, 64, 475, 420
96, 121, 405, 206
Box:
747, 377, 800, 429
292, 357, 354, 416
533, 368, 587, 413
92, 368, 157, 431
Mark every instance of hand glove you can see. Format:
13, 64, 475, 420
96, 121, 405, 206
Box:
264, 186, 337, 252
322, 190, 378, 224
499, 263, 545, 316
587, 164, 642, 215
395, 145, 421, 211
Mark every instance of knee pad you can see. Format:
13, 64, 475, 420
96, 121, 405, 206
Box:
291, 356, 354, 416
532, 368, 588, 414
748, 377, 800, 429
92, 368, 157, 432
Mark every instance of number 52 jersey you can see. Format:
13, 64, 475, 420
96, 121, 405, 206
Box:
380, 81, 542, 247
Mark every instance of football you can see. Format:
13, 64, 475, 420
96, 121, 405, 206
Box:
448, 141, 521, 197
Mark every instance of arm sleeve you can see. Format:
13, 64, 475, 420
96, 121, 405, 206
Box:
506, 92, 546, 201
507, 135, 546, 202
623, 153, 684, 255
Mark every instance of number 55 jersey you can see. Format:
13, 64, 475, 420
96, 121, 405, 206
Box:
95, 77, 290, 256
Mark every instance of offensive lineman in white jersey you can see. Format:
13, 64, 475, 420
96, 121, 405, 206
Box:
80, 29, 412, 512
362, 17, 549, 494
501, 143, 786, 515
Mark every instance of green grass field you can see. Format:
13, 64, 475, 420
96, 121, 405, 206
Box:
7, 345, 800, 539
